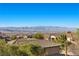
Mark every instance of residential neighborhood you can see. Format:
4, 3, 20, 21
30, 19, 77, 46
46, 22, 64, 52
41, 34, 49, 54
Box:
0, 29, 79, 56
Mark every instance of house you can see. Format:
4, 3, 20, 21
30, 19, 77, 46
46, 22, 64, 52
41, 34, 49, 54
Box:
0, 32, 11, 42
23, 35, 27, 39
16, 34, 23, 39
66, 31, 73, 42
50, 35, 56, 39
48, 33, 60, 41
13, 39, 61, 56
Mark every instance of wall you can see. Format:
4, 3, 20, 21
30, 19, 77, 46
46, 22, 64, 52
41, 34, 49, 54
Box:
45, 46, 60, 56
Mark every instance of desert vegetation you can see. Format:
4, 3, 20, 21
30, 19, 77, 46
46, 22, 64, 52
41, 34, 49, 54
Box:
0, 39, 44, 56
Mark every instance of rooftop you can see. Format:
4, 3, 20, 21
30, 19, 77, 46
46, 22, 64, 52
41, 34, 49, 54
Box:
14, 39, 60, 48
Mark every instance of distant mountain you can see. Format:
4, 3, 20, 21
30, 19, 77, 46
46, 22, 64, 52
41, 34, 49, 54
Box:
0, 26, 76, 33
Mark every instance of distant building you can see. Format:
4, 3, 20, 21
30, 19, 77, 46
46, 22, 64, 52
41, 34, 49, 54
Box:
0, 32, 11, 42
48, 33, 60, 41
23, 35, 27, 39
16, 35, 23, 39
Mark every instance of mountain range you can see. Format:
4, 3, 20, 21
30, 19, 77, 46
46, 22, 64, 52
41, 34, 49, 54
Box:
0, 26, 76, 33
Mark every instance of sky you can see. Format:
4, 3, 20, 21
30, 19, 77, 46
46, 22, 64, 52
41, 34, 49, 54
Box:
0, 3, 79, 27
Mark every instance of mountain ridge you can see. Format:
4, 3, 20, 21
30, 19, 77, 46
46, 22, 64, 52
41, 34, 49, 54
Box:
0, 26, 76, 33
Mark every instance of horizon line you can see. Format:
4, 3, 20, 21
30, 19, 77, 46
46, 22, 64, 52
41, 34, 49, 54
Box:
0, 26, 78, 28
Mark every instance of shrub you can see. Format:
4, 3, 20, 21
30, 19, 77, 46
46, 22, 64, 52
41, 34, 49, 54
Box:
0, 39, 6, 46
11, 35, 17, 40
0, 39, 43, 56
30, 44, 43, 56
32, 33, 44, 39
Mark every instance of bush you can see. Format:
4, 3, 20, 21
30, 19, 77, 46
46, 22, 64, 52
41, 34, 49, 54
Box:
18, 44, 32, 56
32, 33, 44, 39
0, 39, 6, 46
0, 44, 19, 56
11, 35, 17, 40
18, 44, 43, 56
0, 41, 43, 56
30, 44, 43, 56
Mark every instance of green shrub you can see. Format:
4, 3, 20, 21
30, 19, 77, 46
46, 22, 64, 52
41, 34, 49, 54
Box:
11, 35, 17, 40
0, 39, 43, 56
0, 39, 6, 46
30, 44, 43, 56
32, 33, 44, 39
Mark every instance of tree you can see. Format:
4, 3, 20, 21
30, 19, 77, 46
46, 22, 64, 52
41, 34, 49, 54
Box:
30, 44, 43, 56
56, 34, 70, 56
32, 33, 44, 39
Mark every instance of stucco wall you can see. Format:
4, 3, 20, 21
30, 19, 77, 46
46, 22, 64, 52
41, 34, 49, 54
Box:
45, 46, 60, 55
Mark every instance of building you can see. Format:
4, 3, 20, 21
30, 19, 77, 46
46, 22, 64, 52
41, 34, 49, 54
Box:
23, 35, 27, 39
0, 32, 11, 42
66, 31, 73, 42
13, 39, 61, 56
48, 33, 60, 41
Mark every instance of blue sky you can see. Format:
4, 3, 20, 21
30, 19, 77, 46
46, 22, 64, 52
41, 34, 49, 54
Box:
0, 3, 79, 27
